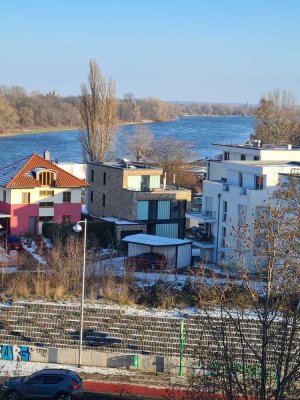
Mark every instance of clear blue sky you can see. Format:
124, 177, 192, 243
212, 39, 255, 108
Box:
1, 0, 300, 103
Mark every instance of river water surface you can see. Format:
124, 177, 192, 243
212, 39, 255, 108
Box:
0, 116, 253, 167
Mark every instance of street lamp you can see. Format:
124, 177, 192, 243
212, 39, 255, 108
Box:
73, 218, 87, 367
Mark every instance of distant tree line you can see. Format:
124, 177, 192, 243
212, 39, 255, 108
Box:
177, 101, 253, 116
0, 85, 179, 133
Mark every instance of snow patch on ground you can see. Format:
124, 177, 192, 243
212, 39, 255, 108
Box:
0, 360, 134, 378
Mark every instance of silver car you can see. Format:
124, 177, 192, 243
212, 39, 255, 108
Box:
1, 368, 83, 400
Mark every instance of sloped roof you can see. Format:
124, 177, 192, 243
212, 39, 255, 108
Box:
0, 154, 89, 189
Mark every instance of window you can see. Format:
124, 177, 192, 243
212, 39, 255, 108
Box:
221, 227, 227, 247
255, 175, 264, 190
102, 193, 106, 207
222, 201, 227, 222
62, 215, 71, 224
39, 216, 53, 222
148, 200, 158, 220
3, 190, 6, 203
90, 190, 94, 203
254, 156, 259, 161
22, 192, 30, 204
241, 154, 246, 160
91, 169, 94, 182
63, 191, 71, 203
39, 190, 54, 197
157, 201, 170, 219
43, 376, 64, 384
39, 171, 55, 186
137, 201, 149, 220
26, 376, 44, 385
224, 152, 230, 160
103, 172, 106, 185
39, 202, 54, 208
170, 200, 186, 219
238, 172, 243, 187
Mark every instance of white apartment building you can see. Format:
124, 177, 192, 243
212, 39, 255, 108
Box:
186, 143, 300, 263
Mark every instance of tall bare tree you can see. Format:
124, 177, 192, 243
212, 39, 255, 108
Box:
79, 59, 118, 162
124, 125, 154, 162
253, 89, 300, 145
187, 180, 300, 400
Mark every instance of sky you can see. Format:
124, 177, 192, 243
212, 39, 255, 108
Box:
1, 0, 300, 103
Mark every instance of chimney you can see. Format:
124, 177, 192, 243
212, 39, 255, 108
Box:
44, 151, 50, 160
287, 144, 292, 150
163, 172, 167, 190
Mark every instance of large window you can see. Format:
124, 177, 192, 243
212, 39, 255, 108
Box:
102, 194, 106, 207
39, 171, 55, 186
224, 152, 230, 160
238, 172, 243, 187
103, 172, 106, 185
137, 201, 149, 220
241, 154, 246, 160
63, 191, 71, 203
221, 226, 227, 247
91, 170, 94, 182
170, 200, 186, 219
3, 190, 6, 202
90, 190, 94, 203
157, 201, 170, 219
156, 223, 178, 238
22, 192, 30, 204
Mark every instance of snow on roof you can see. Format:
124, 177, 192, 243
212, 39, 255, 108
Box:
101, 217, 140, 225
122, 233, 192, 247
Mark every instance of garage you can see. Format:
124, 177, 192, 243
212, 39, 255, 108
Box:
122, 233, 192, 269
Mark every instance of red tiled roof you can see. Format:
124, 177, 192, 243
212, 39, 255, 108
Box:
2, 154, 89, 189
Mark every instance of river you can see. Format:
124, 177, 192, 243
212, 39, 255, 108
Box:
0, 116, 253, 167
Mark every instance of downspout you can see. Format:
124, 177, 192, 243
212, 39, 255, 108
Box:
215, 193, 221, 262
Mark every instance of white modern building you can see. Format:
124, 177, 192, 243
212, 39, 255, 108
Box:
186, 143, 300, 263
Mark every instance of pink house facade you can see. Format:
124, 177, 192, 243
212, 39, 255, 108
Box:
0, 153, 88, 235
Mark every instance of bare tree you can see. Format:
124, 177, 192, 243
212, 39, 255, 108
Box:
0, 96, 17, 133
79, 59, 118, 162
124, 125, 154, 161
187, 181, 300, 400
151, 136, 195, 185
253, 89, 300, 145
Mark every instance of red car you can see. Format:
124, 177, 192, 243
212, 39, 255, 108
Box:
126, 252, 167, 270
7, 235, 24, 251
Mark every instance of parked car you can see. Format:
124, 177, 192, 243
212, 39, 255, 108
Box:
6, 235, 23, 251
126, 252, 168, 270
1, 368, 83, 400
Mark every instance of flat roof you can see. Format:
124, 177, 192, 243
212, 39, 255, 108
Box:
87, 160, 162, 171
226, 160, 300, 168
101, 217, 140, 225
122, 233, 192, 247
212, 143, 300, 151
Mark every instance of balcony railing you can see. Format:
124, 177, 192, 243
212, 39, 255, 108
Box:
187, 210, 216, 219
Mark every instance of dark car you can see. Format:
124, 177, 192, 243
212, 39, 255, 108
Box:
6, 235, 23, 251
1, 368, 83, 400
126, 252, 167, 270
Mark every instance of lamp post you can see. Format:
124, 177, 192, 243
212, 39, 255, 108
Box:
73, 218, 87, 367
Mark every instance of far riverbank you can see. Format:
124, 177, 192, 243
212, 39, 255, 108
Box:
0, 119, 154, 138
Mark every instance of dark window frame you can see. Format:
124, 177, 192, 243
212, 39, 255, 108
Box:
63, 191, 71, 203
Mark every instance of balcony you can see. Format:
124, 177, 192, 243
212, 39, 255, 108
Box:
189, 234, 215, 249
185, 210, 216, 223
